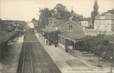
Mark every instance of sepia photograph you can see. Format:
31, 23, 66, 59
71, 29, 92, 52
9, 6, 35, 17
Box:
0, 0, 114, 73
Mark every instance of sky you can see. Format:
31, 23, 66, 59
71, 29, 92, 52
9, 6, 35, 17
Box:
0, 0, 114, 21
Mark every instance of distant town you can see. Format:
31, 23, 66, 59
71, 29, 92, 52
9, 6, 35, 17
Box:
0, 0, 114, 73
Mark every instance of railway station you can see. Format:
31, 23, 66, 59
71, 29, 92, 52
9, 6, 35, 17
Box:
0, 0, 114, 73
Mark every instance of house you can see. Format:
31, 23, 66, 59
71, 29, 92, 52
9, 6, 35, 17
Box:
80, 18, 91, 28
0, 20, 26, 31
57, 20, 86, 52
94, 10, 114, 35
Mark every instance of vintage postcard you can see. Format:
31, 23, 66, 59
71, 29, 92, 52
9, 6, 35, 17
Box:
0, 0, 114, 73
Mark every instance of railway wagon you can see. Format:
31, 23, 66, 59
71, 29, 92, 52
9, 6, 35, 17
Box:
44, 31, 59, 47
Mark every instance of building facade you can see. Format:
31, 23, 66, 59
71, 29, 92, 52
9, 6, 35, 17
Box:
80, 18, 91, 28
94, 10, 114, 34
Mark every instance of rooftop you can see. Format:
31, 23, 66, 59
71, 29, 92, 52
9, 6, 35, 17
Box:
58, 20, 86, 41
96, 9, 114, 20
43, 17, 86, 41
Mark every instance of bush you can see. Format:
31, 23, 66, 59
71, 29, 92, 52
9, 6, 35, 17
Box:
76, 35, 114, 61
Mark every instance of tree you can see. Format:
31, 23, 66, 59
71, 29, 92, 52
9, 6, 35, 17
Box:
70, 10, 83, 21
54, 3, 67, 12
38, 8, 51, 31
91, 0, 99, 27
53, 3, 70, 19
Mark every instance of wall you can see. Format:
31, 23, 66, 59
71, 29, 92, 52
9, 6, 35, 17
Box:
94, 19, 112, 32
81, 21, 89, 27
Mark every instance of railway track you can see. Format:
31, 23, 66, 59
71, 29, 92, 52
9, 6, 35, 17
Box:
17, 29, 61, 73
